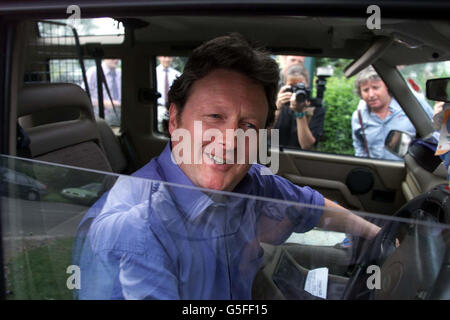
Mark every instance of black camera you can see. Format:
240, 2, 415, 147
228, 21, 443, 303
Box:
286, 82, 311, 104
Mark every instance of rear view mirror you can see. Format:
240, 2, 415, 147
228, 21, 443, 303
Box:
426, 78, 450, 102
385, 130, 413, 158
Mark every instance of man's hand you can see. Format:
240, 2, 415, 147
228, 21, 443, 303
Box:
276, 85, 293, 110
320, 198, 381, 240
434, 101, 444, 117
289, 92, 310, 113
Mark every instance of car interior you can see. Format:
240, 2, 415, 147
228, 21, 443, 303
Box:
11, 16, 449, 211
1, 1, 450, 300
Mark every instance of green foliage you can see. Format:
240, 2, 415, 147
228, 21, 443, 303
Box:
316, 76, 359, 155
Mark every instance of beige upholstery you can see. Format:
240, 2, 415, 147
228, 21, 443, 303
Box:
18, 83, 113, 172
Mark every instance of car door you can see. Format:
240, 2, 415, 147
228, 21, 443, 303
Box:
274, 148, 406, 215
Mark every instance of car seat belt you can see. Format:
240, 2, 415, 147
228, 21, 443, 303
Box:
357, 109, 371, 158
16, 122, 31, 158
94, 57, 105, 119
119, 133, 140, 173
97, 61, 119, 119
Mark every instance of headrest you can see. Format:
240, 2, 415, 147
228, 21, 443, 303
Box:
17, 83, 103, 158
18, 83, 95, 120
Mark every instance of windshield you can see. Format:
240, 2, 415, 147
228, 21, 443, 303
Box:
1, 155, 449, 300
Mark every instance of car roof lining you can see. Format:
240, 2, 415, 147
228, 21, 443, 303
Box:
22, 14, 450, 66
128, 15, 450, 65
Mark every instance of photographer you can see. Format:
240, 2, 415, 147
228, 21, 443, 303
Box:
351, 66, 433, 160
274, 63, 325, 150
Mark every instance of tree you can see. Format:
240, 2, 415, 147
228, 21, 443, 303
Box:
314, 58, 358, 155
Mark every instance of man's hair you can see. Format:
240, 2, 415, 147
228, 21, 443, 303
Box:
285, 63, 309, 86
354, 65, 383, 98
165, 33, 279, 132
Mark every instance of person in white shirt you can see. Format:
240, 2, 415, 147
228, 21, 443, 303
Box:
84, 59, 121, 126
156, 56, 181, 132
351, 66, 434, 160
156, 56, 181, 106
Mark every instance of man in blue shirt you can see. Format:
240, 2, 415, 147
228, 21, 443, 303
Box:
352, 66, 434, 160
76, 33, 380, 300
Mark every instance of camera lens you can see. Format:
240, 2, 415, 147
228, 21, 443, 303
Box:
295, 91, 307, 104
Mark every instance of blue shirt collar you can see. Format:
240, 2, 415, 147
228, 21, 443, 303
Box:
155, 142, 219, 222
152, 142, 248, 238
388, 97, 402, 113
156, 141, 253, 202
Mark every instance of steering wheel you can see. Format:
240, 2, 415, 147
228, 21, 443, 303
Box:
342, 184, 450, 300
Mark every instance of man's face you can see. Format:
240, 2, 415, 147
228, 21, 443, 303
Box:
286, 56, 305, 67
104, 59, 119, 69
286, 75, 307, 86
360, 79, 391, 111
168, 69, 268, 191
158, 56, 173, 69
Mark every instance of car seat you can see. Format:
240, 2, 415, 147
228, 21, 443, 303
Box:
17, 83, 113, 172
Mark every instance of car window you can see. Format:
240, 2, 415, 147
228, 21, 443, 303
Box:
272, 55, 446, 161
152, 53, 436, 161
1, 156, 116, 299
2, 154, 449, 300
82, 58, 122, 127
16, 174, 28, 185
271, 55, 360, 157
82, 183, 103, 193
48, 59, 92, 85
24, 20, 123, 128
398, 61, 450, 107
152, 53, 360, 159
38, 18, 124, 44
3, 170, 15, 182
24, 57, 123, 128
